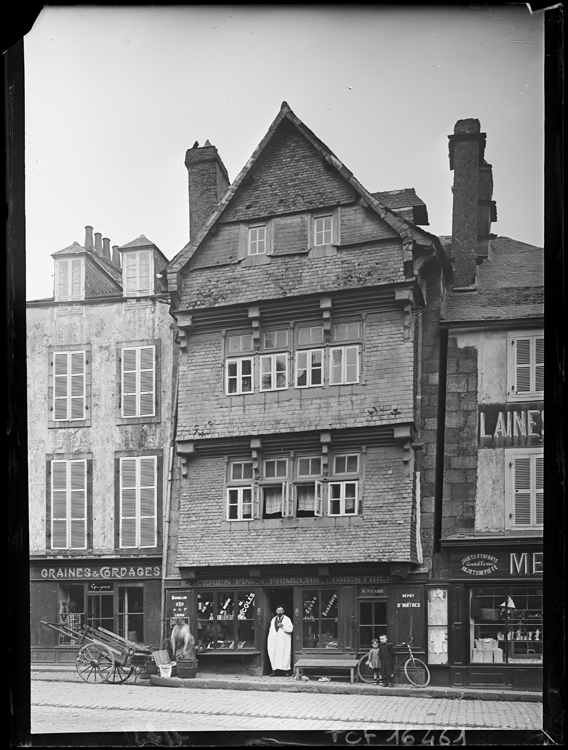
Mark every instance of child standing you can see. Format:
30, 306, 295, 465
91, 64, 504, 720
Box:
378, 634, 396, 686
367, 639, 381, 685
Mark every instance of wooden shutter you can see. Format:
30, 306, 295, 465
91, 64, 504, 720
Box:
282, 482, 294, 518
535, 337, 544, 392
120, 457, 138, 547
139, 456, 157, 547
514, 338, 532, 394
70, 352, 86, 419
138, 251, 151, 291
513, 457, 532, 525
139, 346, 156, 416
69, 460, 87, 549
535, 455, 543, 525
51, 460, 69, 549
314, 480, 323, 517
122, 348, 138, 417
330, 348, 343, 385
252, 484, 260, 519
56, 260, 69, 300
53, 353, 69, 420
71, 258, 83, 298
124, 253, 137, 294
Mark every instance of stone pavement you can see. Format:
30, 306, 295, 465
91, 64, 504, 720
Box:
31, 663, 542, 702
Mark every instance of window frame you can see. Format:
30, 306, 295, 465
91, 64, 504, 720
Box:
47, 457, 90, 551
329, 345, 360, 385
248, 224, 267, 256
116, 340, 161, 425
226, 485, 257, 521
226, 356, 254, 395
48, 346, 91, 428
122, 249, 154, 297
328, 480, 359, 516
55, 257, 85, 301
505, 448, 544, 529
117, 454, 160, 550
121, 345, 156, 419
259, 352, 288, 391
508, 332, 544, 401
295, 348, 324, 388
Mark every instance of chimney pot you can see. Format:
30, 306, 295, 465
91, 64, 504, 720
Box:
94, 232, 103, 253
454, 118, 481, 135
84, 226, 94, 249
102, 237, 111, 260
112, 245, 121, 268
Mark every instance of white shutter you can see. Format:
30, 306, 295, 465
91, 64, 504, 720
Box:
122, 348, 138, 417
120, 457, 138, 547
124, 253, 138, 294
535, 455, 544, 525
69, 460, 87, 549
513, 457, 532, 525
51, 460, 69, 549
138, 251, 151, 291
535, 337, 544, 392
53, 353, 69, 420
56, 260, 69, 300
139, 456, 157, 547
330, 347, 343, 385
70, 352, 86, 419
252, 484, 260, 519
71, 259, 83, 298
314, 480, 323, 517
282, 482, 294, 518
139, 346, 156, 416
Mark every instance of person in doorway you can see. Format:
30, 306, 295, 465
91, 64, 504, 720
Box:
267, 606, 294, 676
378, 634, 396, 687
367, 639, 381, 685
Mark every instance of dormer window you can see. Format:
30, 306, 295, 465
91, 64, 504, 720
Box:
123, 250, 153, 296
248, 225, 266, 255
55, 258, 84, 301
314, 215, 333, 246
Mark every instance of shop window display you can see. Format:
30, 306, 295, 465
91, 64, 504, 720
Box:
427, 588, 448, 665
469, 586, 542, 664
57, 584, 85, 644
196, 590, 255, 650
302, 589, 338, 649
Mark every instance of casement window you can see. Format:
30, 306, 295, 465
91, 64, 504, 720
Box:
248, 225, 266, 255
295, 349, 324, 388
119, 456, 158, 548
123, 250, 153, 295
50, 459, 88, 550
329, 346, 359, 385
329, 454, 360, 516
55, 258, 84, 301
263, 330, 288, 349
260, 353, 288, 391
121, 346, 156, 418
226, 358, 253, 395
53, 351, 86, 421
507, 450, 543, 528
227, 486, 257, 521
509, 333, 544, 400
296, 456, 324, 518
313, 215, 333, 246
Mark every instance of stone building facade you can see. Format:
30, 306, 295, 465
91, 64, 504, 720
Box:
27, 228, 176, 665
163, 103, 451, 677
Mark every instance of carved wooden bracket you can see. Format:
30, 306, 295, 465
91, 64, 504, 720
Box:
394, 289, 416, 341
175, 312, 194, 351
248, 307, 261, 350
176, 440, 196, 476
320, 297, 333, 341
393, 424, 414, 463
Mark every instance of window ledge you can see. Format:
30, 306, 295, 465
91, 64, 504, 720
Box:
49, 419, 91, 429
219, 516, 364, 531
117, 415, 161, 426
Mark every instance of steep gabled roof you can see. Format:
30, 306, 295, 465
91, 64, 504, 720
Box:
166, 102, 450, 294
119, 234, 169, 266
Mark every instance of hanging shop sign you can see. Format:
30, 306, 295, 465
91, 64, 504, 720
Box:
450, 548, 543, 579
478, 402, 543, 448
32, 564, 162, 580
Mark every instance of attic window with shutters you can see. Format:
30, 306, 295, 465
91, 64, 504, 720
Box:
505, 448, 543, 529
508, 332, 544, 401
123, 250, 153, 296
55, 258, 85, 301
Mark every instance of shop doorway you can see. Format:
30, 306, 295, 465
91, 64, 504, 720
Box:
264, 588, 294, 674
87, 592, 114, 633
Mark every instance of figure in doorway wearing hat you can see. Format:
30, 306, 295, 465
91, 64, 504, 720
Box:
267, 606, 294, 676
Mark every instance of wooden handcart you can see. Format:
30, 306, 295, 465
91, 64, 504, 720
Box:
40, 620, 153, 684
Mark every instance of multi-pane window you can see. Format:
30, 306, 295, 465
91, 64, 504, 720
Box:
302, 589, 339, 649
329, 346, 359, 385
508, 451, 543, 528
262, 459, 290, 519
509, 334, 544, 399
55, 258, 84, 301
296, 457, 323, 518
334, 322, 360, 341
260, 353, 287, 391
117, 586, 144, 643
53, 351, 86, 421
228, 334, 253, 354
313, 216, 333, 246
50, 459, 87, 550
329, 454, 360, 516
119, 456, 158, 548
298, 326, 324, 346
227, 487, 254, 521
226, 358, 253, 394
197, 590, 256, 650
248, 225, 266, 255
263, 331, 288, 349
295, 349, 323, 388
123, 250, 152, 295
358, 600, 387, 650
121, 346, 156, 418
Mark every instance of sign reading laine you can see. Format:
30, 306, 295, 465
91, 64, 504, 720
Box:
478, 402, 543, 448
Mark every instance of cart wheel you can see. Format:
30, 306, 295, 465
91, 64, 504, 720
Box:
107, 664, 134, 684
76, 643, 115, 683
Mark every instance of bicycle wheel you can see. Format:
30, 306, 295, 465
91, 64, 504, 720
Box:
404, 657, 430, 687
357, 655, 375, 683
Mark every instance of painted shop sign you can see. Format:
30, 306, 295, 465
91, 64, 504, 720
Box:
178, 575, 394, 588
479, 402, 543, 448
450, 550, 543, 579
33, 565, 162, 580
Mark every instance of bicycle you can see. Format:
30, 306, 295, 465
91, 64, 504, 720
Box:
357, 637, 431, 687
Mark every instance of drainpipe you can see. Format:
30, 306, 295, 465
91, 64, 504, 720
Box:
160, 338, 180, 643
433, 328, 448, 554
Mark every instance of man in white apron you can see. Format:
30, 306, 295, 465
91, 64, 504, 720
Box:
267, 606, 294, 675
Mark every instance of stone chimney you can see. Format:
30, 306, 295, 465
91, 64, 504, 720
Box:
448, 119, 496, 288
84, 225, 94, 250
94, 232, 103, 254
112, 245, 121, 268
185, 139, 230, 241
102, 237, 111, 261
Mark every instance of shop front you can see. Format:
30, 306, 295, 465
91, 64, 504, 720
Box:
165, 565, 427, 678
442, 537, 543, 692
30, 559, 163, 664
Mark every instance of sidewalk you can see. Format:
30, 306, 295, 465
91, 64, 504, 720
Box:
31, 663, 542, 702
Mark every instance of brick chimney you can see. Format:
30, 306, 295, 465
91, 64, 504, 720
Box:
84, 225, 94, 250
448, 119, 496, 288
185, 139, 230, 241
